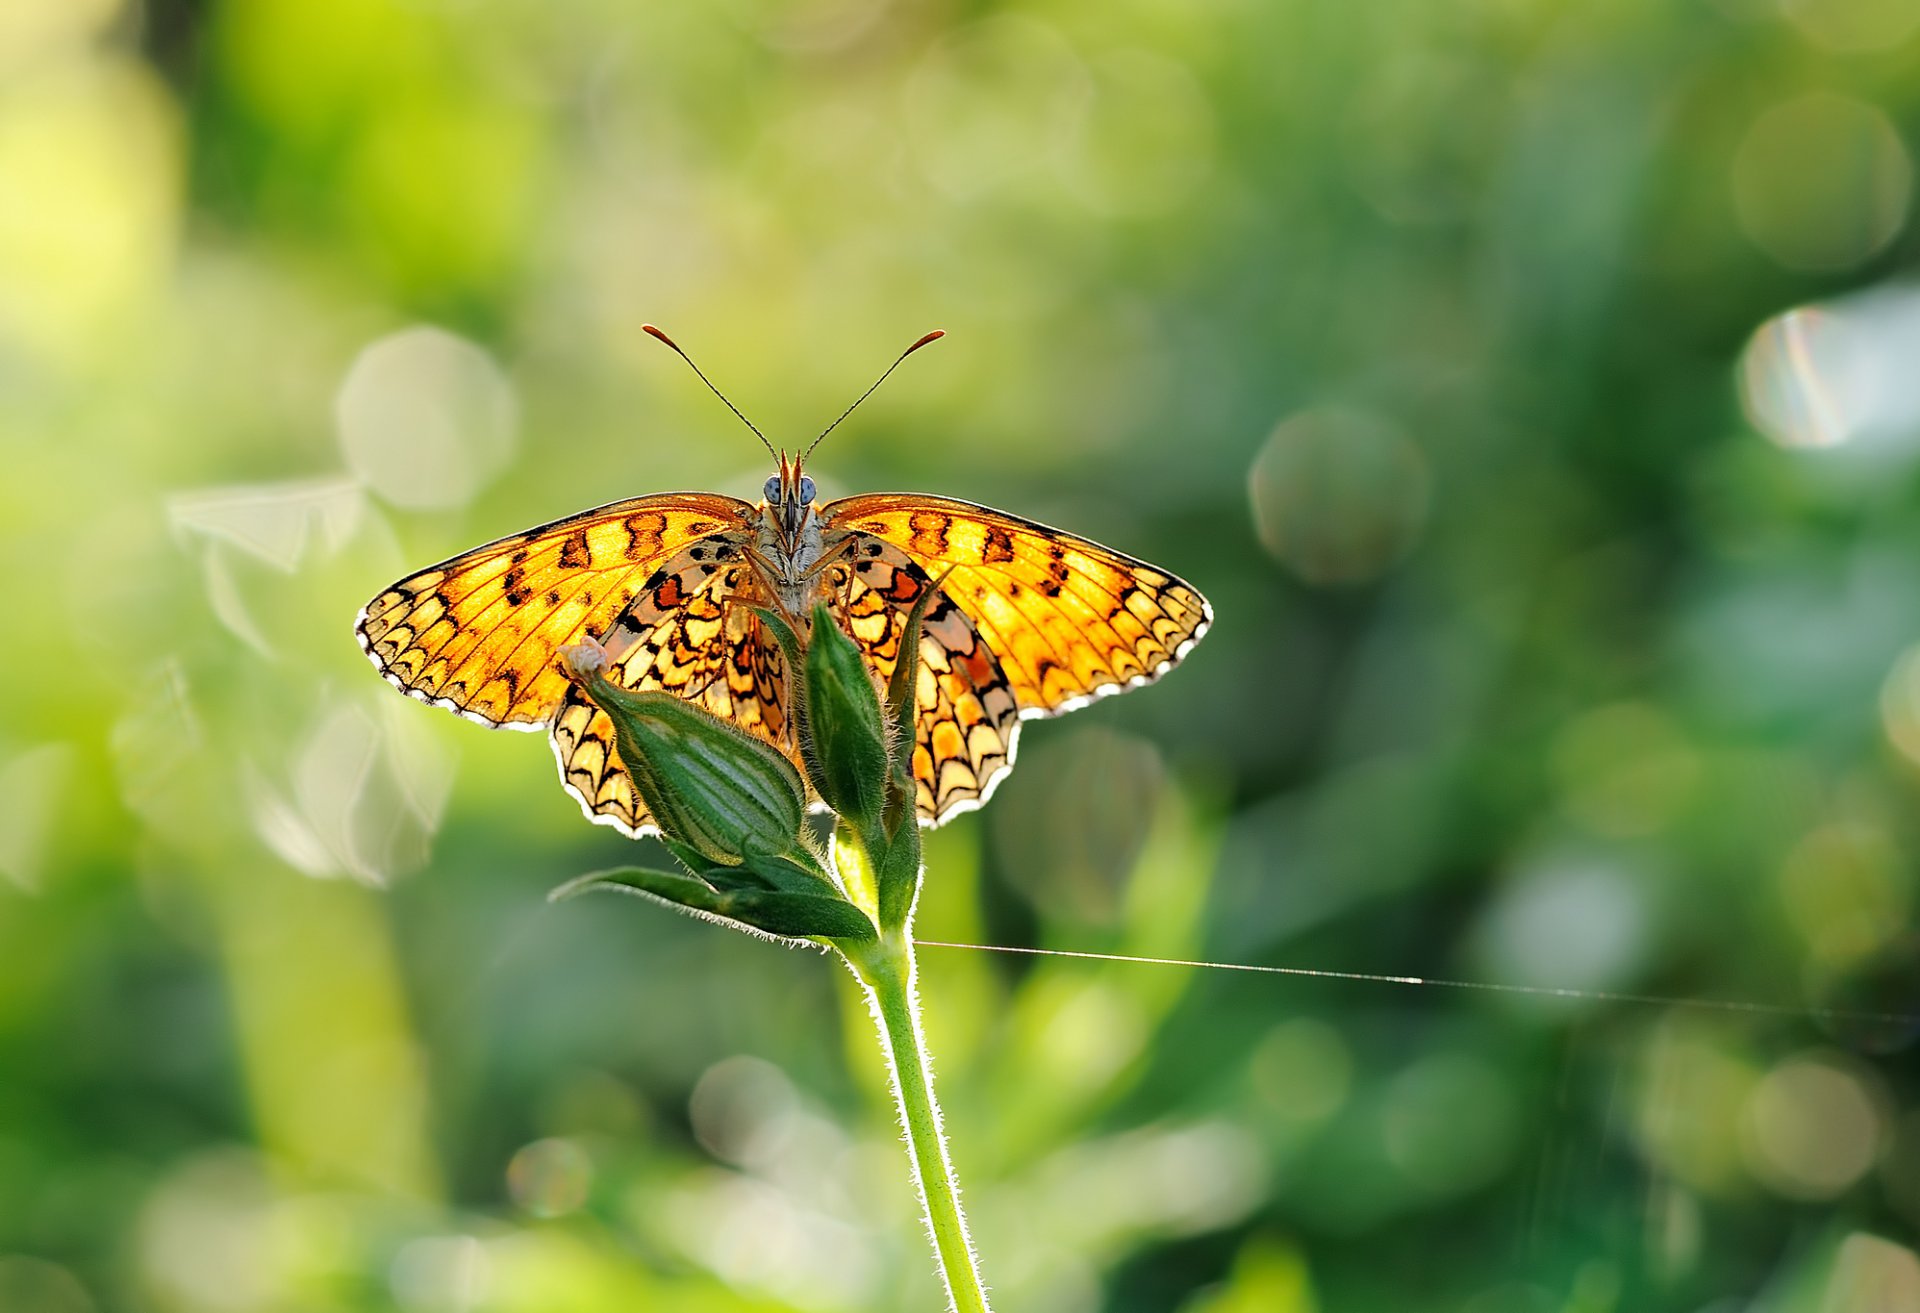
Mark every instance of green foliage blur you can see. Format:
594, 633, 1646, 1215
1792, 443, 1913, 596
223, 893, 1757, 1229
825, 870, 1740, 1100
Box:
3, 0, 1919, 1309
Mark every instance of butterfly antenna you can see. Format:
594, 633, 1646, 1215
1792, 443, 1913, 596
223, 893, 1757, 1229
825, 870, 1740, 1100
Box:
642, 324, 778, 463
804, 329, 945, 462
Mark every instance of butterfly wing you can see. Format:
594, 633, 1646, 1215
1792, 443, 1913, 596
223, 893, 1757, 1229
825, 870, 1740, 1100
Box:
554, 536, 1025, 833
822, 493, 1211, 719
550, 543, 792, 836
834, 539, 1023, 823
356, 493, 754, 728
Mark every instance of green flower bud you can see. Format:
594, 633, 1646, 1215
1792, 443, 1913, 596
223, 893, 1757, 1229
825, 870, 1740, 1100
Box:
561, 639, 806, 866
803, 602, 890, 836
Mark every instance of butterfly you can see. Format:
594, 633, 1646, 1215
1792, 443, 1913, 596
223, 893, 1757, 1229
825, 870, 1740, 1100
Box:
355, 328, 1211, 837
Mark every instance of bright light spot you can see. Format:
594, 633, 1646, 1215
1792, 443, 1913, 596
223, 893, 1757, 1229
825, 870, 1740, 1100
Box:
1552, 701, 1699, 837
109, 661, 204, 840
0, 742, 73, 891
1739, 306, 1851, 448
1382, 1055, 1517, 1195
1474, 853, 1648, 996
1881, 643, 1920, 766
1024, 1120, 1268, 1242
248, 698, 453, 884
1740, 284, 1920, 454
1779, 0, 1920, 52
1133, 1123, 1268, 1233
659, 1169, 877, 1309
1888, 1111, 1920, 1231
337, 326, 518, 511
138, 1151, 280, 1312
1822, 1234, 1920, 1311
689, 1055, 800, 1171
1634, 1017, 1759, 1191
1731, 93, 1911, 272
1743, 1052, 1885, 1199
168, 478, 366, 574
507, 1139, 592, 1219
168, 478, 371, 656
0, 0, 122, 76
390, 1235, 490, 1313
1249, 1018, 1351, 1124
1035, 977, 1150, 1095
1777, 824, 1909, 967
1247, 406, 1430, 586
0, 1256, 95, 1313
0, 56, 180, 365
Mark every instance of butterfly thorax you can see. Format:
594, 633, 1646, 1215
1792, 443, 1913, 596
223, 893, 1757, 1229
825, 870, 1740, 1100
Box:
750, 500, 834, 625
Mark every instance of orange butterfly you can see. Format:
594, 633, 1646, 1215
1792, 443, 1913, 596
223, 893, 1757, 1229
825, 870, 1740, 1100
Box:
356, 328, 1211, 836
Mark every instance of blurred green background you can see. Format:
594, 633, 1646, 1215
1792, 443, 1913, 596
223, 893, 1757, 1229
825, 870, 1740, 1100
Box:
4, 0, 1920, 1309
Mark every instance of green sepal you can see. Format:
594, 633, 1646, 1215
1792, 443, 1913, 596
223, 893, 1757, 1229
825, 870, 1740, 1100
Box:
550, 866, 876, 943
665, 835, 834, 895
874, 823, 924, 934
804, 602, 890, 837
737, 850, 842, 895
881, 566, 948, 839
873, 568, 944, 929
662, 837, 713, 875
571, 660, 806, 866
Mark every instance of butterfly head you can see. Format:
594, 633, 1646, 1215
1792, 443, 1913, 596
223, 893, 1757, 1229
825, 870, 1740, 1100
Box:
639, 322, 941, 553
762, 451, 818, 544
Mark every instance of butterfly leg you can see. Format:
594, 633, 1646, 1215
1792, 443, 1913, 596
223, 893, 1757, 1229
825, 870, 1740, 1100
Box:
801, 535, 854, 581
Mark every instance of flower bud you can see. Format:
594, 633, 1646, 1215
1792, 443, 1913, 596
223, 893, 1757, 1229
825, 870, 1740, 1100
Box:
561, 640, 806, 866
802, 603, 890, 836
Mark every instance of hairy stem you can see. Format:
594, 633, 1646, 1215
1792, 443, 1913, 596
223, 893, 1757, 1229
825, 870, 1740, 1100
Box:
844, 932, 991, 1313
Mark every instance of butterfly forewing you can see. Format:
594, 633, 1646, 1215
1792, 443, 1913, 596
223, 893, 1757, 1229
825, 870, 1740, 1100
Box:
356, 493, 753, 727
821, 493, 1211, 719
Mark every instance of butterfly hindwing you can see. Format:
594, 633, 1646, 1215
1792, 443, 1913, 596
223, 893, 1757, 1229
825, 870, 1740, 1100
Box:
837, 539, 1023, 823
356, 493, 753, 727
550, 546, 789, 836
551, 535, 1023, 834
822, 493, 1211, 718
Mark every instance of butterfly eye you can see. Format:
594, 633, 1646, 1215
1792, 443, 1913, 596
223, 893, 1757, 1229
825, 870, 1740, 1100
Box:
763, 474, 782, 502
799, 476, 816, 505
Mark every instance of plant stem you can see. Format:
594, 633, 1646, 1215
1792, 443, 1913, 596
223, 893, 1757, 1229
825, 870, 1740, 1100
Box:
844, 932, 992, 1313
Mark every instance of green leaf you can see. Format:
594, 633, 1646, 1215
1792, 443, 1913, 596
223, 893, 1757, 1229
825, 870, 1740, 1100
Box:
550, 865, 718, 906
550, 866, 876, 942
737, 850, 842, 894
717, 889, 877, 941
